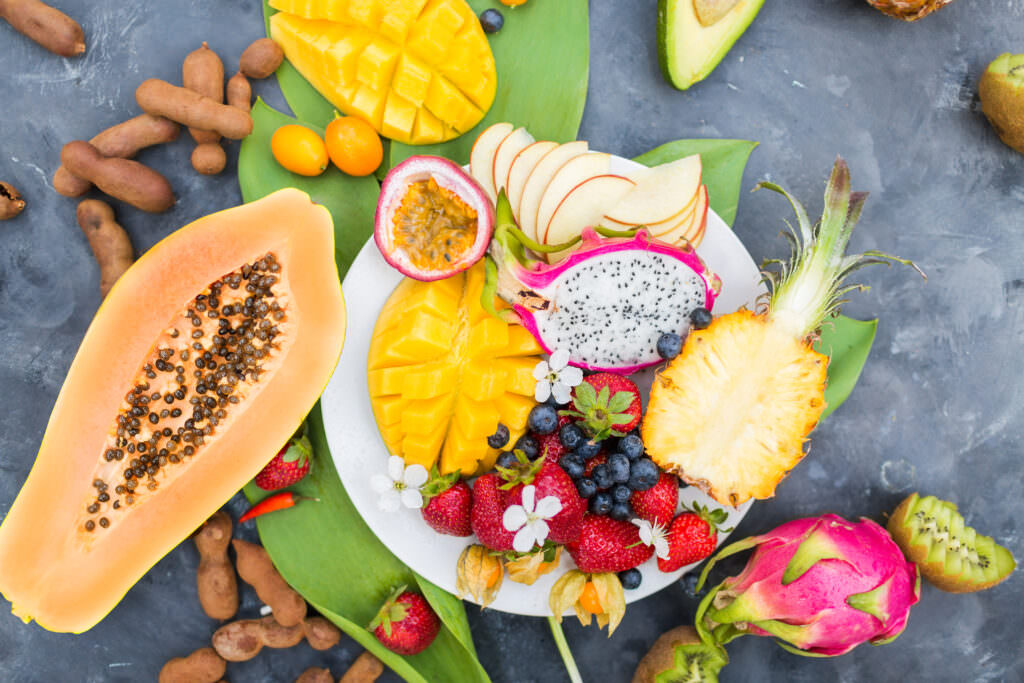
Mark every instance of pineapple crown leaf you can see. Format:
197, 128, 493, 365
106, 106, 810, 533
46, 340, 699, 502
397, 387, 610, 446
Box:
559, 382, 635, 441
757, 157, 924, 340
497, 450, 543, 489
420, 465, 462, 502
280, 434, 313, 468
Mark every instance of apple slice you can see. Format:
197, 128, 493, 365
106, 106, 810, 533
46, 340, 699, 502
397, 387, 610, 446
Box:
603, 187, 699, 231
469, 122, 515, 202
535, 153, 612, 246
605, 155, 702, 225
654, 185, 708, 247
544, 174, 635, 251
517, 141, 589, 241
492, 128, 534, 199
506, 141, 558, 218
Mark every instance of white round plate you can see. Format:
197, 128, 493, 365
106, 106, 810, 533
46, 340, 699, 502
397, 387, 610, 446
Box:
321, 155, 764, 616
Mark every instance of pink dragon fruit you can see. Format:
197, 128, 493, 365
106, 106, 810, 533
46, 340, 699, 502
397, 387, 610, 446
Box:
486, 195, 721, 374
694, 513, 921, 657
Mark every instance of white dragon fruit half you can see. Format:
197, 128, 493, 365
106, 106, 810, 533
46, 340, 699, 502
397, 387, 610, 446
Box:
488, 223, 721, 374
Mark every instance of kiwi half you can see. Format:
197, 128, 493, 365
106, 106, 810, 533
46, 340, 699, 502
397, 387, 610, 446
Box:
888, 493, 1016, 593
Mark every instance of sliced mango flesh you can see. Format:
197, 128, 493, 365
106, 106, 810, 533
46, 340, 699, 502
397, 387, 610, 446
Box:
368, 262, 542, 474
270, 0, 496, 144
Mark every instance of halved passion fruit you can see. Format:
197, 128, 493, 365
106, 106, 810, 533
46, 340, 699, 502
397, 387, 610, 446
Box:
374, 155, 494, 281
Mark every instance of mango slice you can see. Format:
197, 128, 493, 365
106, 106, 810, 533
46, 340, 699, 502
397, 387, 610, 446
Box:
270, 0, 496, 145
368, 262, 542, 474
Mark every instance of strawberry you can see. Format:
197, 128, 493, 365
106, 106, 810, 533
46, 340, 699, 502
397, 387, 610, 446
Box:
254, 434, 312, 491
630, 472, 679, 526
535, 414, 574, 465
561, 373, 642, 440
503, 460, 585, 544
420, 467, 472, 537
566, 514, 653, 573
583, 452, 607, 478
470, 473, 516, 551
657, 504, 730, 572
370, 587, 440, 655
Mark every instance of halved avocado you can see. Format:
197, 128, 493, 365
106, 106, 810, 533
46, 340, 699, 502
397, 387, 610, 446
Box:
979, 53, 1024, 155
658, 0, 766, 91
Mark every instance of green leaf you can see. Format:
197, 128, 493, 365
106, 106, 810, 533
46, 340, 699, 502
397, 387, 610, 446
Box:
388, 0, 589, 169
633, 140, 758, 227
244, 407, 490, 682
815, 316, 878, 421
238, 99, 379, 279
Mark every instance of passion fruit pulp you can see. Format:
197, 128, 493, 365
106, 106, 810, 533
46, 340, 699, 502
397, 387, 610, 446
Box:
374, 156, 494, 281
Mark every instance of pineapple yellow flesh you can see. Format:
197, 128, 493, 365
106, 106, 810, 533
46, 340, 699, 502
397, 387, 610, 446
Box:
642, 310, 827, 506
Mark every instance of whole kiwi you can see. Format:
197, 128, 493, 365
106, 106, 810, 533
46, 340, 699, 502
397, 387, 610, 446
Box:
979, 53, 1024, 155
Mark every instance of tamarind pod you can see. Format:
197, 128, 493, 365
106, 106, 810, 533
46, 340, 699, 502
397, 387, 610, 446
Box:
0, 0, 84, 57
227, 72, 252, 112
136, 79, 253, 140
61, 141, 175, 213
53, 114, 180, 197
183, 42, 224, 145
0, 181, 26, 220
76, 199, 133, 297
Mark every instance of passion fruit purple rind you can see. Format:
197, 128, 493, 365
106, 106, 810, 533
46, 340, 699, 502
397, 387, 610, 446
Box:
374, 155, 495, 281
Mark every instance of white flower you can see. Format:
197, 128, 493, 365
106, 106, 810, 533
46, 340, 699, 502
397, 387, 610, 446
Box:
632, 518, 670, 560
370, 455, 429, 512
532, 349, 584, 404
502, 484, 563, 553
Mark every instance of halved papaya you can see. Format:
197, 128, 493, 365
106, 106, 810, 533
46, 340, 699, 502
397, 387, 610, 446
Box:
0, 189, 345, 633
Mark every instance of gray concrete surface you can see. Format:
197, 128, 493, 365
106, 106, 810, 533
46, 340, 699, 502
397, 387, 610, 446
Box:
1, 0, 1022, 681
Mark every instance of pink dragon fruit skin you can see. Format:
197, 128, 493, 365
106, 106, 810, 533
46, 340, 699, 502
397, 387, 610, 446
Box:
696, 514, 920, 657
492, 227, 722, 374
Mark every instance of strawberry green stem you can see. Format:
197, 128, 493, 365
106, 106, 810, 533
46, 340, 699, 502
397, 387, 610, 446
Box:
547, 616, 583, 683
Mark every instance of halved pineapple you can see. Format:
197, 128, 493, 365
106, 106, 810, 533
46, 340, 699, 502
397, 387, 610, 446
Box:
642, 310, 827, 507
269, 0, 496, 144
368, 262, 542, 475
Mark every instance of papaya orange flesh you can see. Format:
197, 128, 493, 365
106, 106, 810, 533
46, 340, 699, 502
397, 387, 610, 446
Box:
0, 189, 345, 633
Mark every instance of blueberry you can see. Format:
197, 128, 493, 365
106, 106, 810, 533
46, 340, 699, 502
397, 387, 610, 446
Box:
514, 434, 540, 460
479, 8, 504, 33
682, 572, 703, 598
589, 491, 612, 515
610, 501, 634, 521
575, 439, 601, 459
618, 568, 642, 590
559, 423, 585, 449
560, 453, 585, 480
628, 458, 660, 491
591, 463, 613, 490
619, 433, 644, 460
611, 484, 632, 504
690, 307, 713, 330
576, 477, 597, 499
528, 404, 559, 435
607, 452, 631, 484
495, 451, 518, 469
487, 423, 510, 449
656, 332, 684, 360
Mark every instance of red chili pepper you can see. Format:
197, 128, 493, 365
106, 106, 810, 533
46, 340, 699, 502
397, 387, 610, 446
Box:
240, 492, 319, 523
